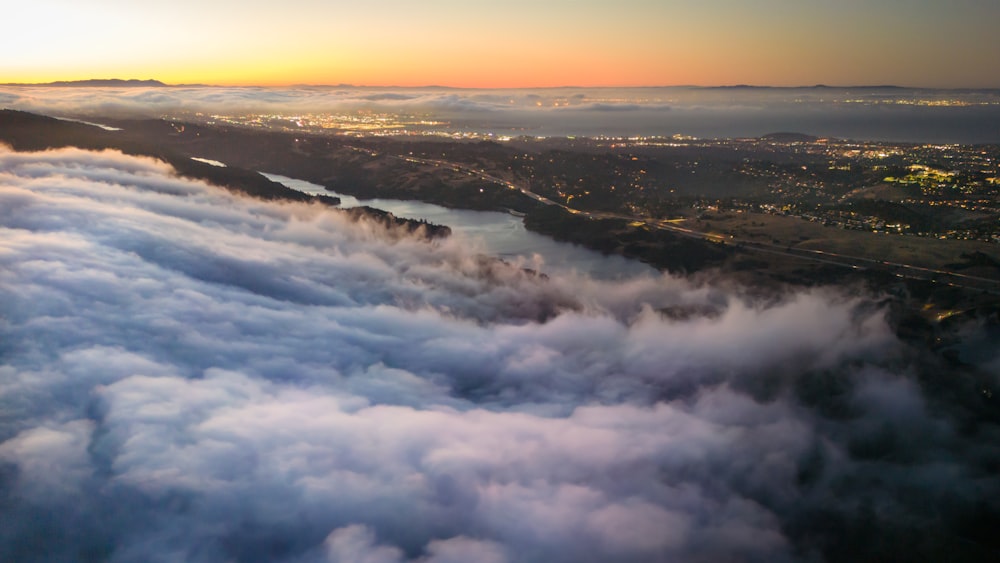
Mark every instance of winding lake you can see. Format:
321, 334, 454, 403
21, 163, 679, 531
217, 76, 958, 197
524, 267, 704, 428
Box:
262, 173, 656, 280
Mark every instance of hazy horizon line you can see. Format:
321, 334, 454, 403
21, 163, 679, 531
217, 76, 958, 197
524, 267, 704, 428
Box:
5, 78, 1000, 91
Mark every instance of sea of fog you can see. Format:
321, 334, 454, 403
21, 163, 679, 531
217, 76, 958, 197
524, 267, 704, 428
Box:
4, 145, 999, 562
3, 85, 1000, 143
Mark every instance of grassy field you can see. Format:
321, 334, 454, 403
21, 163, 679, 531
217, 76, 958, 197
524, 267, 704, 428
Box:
690, 210, 1000, 277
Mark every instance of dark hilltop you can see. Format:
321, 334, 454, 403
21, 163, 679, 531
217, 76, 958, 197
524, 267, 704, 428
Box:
2, 79, 168, 87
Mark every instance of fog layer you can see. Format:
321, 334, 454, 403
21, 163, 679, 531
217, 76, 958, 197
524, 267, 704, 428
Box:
1, 147, 997, 562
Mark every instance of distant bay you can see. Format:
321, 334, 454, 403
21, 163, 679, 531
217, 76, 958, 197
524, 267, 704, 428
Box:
3, 85, 999, 144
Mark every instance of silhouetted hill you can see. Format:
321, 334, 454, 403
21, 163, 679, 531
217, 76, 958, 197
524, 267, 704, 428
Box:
0, 109, 308, 202
704, 84, 908, 90
761, 132, 819, 142
3, 79, 167, 87
0, 110, 466, 239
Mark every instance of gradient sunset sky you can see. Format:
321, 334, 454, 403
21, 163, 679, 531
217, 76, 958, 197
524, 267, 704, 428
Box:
5, 0, 1000, 88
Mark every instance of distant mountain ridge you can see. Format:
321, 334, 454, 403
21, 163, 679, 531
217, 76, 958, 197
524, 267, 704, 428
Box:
703, 84, 907, 90
760, 132, 820, 142
2, 79, 168, 87
3, 80, 997, 92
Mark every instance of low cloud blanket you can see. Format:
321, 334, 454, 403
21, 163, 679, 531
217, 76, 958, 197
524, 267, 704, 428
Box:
1, 146, 997, 562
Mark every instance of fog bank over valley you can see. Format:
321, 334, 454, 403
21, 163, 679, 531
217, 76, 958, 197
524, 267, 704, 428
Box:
1, 146, 998, 561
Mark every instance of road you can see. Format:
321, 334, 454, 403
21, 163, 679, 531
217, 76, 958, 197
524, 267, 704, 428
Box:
360, 149, 1000, 294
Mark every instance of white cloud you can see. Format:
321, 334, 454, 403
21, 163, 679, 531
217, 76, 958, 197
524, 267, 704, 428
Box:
0, 146, 995, 561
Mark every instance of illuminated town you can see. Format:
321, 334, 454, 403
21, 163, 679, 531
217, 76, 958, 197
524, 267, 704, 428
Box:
199, 111, 450, 136
185, 109, 999, 244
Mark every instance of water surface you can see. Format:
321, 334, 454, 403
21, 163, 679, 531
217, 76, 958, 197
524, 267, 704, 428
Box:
262, 173, 656, 280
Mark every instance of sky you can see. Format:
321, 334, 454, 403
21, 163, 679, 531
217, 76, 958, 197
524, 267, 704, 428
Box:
4, 0, 1000, 88
2, 144, 998, 561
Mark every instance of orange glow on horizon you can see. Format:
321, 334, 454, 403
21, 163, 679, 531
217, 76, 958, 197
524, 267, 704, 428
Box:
5, 64, 694, 89
5, 46, 702, 89
4, 1, 999, 89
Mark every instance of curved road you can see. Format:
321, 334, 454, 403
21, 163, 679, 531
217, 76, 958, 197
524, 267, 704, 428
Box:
372, 150, 1000, 294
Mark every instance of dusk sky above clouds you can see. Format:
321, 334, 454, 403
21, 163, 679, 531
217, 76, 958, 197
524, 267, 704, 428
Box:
4, 0, 1000, 87
3, 0, 1000, 560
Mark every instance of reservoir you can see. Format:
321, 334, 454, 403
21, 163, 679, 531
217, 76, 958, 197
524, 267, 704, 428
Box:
262, 173, 656, 280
